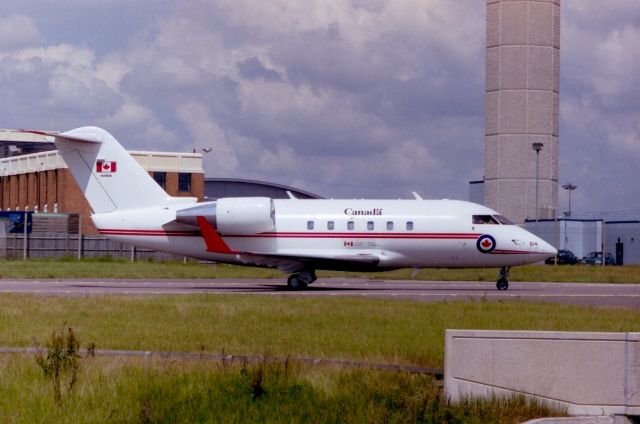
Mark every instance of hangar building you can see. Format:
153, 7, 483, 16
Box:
525, 218, 640, 265
204, 178, 321, 200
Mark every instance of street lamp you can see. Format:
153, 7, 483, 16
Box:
532, 142, 544, 234
561, 183, 577, 252
562, 183, 577, 217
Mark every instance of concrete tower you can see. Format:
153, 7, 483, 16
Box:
484, 0, 559, 223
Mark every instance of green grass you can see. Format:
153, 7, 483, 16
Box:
0, 356, 565, 423
3, 294, 640, 368
2, 294, 636, 422
0, 257, 275, 279
0, 257, 638, 283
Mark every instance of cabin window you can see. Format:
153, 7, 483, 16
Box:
307, 221, 314, 230
406, 221, 414, 231
367, 221, 374, 231
386, 221, 394, 231
347, 221, 354, 231
472, 215, 499, 225
327, 221, 335, 230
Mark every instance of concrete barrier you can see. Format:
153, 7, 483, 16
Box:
523, 418, 614, 424
444, 330, 640, 417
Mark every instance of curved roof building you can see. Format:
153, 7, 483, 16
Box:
204, 178, 322, 200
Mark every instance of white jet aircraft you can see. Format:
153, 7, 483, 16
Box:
23, 127, 556, 290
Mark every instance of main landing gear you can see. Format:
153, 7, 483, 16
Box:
287, 269, 317, 290
496, 266, 510, 290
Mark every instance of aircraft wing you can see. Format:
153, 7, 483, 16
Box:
235, 251, 381, 273
196, 216, 381, 273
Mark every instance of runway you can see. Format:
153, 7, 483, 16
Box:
0, 278, 638, 308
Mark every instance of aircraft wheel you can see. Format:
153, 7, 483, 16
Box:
496, 278, 509, 291
299, 269, 317, 285
287, 274, 308, 290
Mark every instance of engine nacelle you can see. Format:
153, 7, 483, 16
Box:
216, 197, 275, 235
176, 197, 275, 235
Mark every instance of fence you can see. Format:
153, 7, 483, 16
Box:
0, 213, 183, 261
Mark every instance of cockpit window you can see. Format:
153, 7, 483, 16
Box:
472, 214, 516, 225
472, 215, 499, 225
493, 215, 515, 225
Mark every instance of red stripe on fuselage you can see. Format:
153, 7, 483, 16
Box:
97, 229, 201, 237
97, 229, 480, 240
491, 249, 534, 255
233, 232, 481, 239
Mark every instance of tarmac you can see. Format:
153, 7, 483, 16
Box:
0, 278, 638, 308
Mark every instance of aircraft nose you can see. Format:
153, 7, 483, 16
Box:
536, 238, 557, 256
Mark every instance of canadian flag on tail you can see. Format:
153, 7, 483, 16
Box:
96, 160, 117, 173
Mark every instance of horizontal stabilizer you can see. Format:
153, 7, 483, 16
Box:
18, 129, 101, 144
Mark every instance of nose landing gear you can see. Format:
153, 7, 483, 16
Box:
287, 269, 317, 290
496, 266, 510, 290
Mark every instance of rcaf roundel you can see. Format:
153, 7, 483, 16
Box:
476, 234, 496, 254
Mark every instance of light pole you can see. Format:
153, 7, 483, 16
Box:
532, 142, 544, 234
562, 183, 577, 217
561, 183, 577, 251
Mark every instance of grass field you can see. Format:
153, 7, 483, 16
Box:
0, 257, 638, 283
0, 355, 564, 423
0, 261, 638, 422
1, 294, 638, 422
3, 294, 629, 422
3, 294, 640, 367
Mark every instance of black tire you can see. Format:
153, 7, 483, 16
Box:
496, 278, 509, 291
299, 269, 317, 285
287, 274, 307, 290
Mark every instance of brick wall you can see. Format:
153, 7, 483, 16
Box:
46, 170, 57, 212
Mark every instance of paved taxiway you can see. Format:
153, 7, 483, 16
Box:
0, 278, 638, 308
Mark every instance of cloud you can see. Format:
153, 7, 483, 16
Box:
0, 1, 487, 199
0, 1, 637, 211
0, 43, 123, 129
175, 100, 239, 175
237, 57, 282, 82
559, 0, 640, 212
565, 0, 640, 34
0, 15, 39, 50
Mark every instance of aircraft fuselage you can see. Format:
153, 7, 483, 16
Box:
92, 198, 555, 270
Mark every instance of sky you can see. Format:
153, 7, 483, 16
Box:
0, 0, 637, 215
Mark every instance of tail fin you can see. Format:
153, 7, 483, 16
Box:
29, 127, 172, 213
